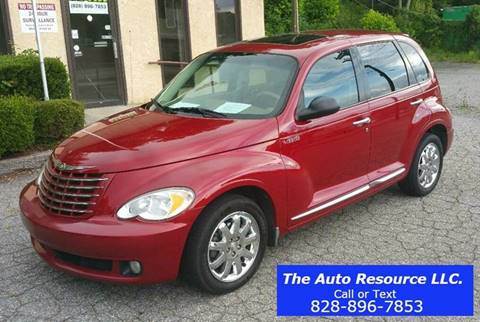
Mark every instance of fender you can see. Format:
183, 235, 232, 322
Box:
400, 98, 451, 172
191, 142, 289, 235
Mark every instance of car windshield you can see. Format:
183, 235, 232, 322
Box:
151, 52, 298, 118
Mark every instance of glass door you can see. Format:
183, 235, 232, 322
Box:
66, 0, 124, 107
157, 0, 190, 84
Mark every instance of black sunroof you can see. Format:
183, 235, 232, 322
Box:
249, 34, 325, 45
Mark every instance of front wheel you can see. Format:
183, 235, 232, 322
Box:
182, 194, 267, 294
399, 133, 444, 196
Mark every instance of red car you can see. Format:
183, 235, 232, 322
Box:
20, 30, 453, 294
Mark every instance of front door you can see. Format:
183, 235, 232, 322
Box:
282, 49, 371, 225
64, 0, 125, 107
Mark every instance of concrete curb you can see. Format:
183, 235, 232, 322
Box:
0, 150, 51, 176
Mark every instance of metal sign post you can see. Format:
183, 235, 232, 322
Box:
31, 0, 50, 101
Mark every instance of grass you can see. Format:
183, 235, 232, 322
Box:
425, 48, 480, 64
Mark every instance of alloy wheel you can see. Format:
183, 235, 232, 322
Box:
417, 142, 441, 189
207, 211, 260, 283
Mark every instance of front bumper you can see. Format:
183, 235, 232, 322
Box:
19, 182, 199, 284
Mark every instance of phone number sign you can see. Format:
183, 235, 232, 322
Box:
277, 265, 474, 316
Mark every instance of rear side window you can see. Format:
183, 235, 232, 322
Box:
399, 42, 430, 83
301, 49, 359, 109
357, 42, 409, 98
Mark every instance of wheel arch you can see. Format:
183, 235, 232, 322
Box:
193, 184, 278, 247
426, 123, 448, 155
403, 120, 449, 173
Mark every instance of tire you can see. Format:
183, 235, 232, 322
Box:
182, 194, 268, 294
399, 133, 444, 197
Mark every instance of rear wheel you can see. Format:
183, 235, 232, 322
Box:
182, 194, 267, 294
399, 133, 443, 196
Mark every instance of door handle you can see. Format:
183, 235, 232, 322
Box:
410, 98, 423, 106
352, 117, 371, 127
113, 41, 119, 59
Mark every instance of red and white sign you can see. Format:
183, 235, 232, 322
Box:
18, 3, 58, 33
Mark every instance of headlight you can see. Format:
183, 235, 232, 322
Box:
117, 188, 195, 221
36, 166, 45, 186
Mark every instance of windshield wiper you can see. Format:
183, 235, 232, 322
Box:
169, 107, 227, 118
149, 99, 173, 113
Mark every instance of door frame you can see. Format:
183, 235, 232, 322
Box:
61, 0, 128, 108
0, 0, 13, 54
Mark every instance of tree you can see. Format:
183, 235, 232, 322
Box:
264, 0, 292, 35
300, 0, 340, 30
264, 0, 340, 35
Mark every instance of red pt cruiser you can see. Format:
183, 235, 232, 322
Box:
20, 31, 453, 294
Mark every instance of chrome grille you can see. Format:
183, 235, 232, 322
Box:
38, 158, 107, 216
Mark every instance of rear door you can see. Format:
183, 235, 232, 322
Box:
356, 41, 422, 181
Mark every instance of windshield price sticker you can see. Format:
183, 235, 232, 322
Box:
277, 265, 473, 316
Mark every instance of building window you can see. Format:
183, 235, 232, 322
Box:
215, 0, 241, 46
157, 0, 191, 84
0, 1, 11, 54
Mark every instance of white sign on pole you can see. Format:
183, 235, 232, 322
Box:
69, 1, 109, 15
18, 3, 57, 33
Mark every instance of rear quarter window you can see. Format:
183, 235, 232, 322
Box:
357, 42, 409, 98
399, 42, 430, 83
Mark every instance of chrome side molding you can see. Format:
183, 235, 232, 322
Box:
292, 167, 406, 221
291, 185, 369, 221
369, 167, 406, 187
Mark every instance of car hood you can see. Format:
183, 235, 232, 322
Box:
53, 107, 279, 173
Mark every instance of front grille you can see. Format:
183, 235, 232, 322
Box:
38, 158, 107, 216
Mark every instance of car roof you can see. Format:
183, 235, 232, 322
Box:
215, 30, 410, 64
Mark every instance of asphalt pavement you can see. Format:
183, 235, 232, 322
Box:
0, 63, 479, 321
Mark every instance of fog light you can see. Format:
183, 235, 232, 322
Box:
120, 260, 142, 276
129, 261, 142, 274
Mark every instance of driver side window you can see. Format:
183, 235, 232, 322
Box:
301, 49, 359, 110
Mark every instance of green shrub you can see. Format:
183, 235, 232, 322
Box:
465, 5, 480, 49
413, 10, 443, 49
0, 96, 35, 157
34, 99, 85, 145
0, 53, 70, 100
361, 10, 400, 33
440, 21, 468, 52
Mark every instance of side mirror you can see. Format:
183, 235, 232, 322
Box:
296, 96, 340, 121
